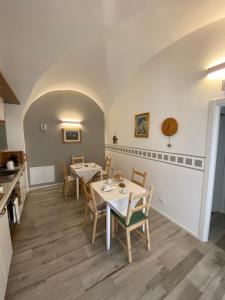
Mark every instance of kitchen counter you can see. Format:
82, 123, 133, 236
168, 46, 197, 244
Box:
0, 164, 26, 213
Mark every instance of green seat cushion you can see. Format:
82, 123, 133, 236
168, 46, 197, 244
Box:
112, 210, 146, 227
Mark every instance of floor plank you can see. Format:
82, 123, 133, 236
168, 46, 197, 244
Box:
5, 186, 225, 299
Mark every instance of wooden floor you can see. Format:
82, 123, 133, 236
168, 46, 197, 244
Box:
5, 186, 225, 300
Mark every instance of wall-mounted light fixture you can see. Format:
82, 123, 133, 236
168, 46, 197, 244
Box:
207, 58, 225, 91
207, 61, 225, 80
40, 124, 47, 132
60, 119, 82, 127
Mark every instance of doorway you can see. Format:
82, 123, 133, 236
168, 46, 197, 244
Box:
209, 109, 225, 243
199, 98, 225, 242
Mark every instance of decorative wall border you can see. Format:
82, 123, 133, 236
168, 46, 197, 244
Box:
105, 144, 205, 172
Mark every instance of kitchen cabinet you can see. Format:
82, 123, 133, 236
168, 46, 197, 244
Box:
0, 207, 13, 299
0, 249, 6, 300
0, 72, 20, 104
0, 98, 4, 120
0, 164, 28, 299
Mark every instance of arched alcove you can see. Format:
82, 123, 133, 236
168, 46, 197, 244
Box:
24, 90, 105, 186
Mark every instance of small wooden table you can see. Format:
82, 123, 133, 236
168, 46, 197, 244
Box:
70, 163, 102, 199
91, 179, 146, 250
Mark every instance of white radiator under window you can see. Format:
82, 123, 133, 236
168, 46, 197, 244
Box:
30, 165, 55, 185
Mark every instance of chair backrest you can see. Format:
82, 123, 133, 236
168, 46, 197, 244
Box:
72, 154, 84, 165
81, 178, 97, 213
131, 168, 147, 187
125, 186, 154, 226
60, 161, 68, 180
105, 157, 112, 175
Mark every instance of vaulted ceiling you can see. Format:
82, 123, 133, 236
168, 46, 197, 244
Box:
1, 0, 225, 112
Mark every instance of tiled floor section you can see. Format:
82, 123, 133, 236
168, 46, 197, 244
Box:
5, 186, 225, 300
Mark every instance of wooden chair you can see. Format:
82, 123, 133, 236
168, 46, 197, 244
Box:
111, 187, 154, 263
81, 178, 106, 244
131, 168, 147, 187
102, 156, 112, 179
60, 161, 76, 199
94, 156, 112, 181
72, 154, 84, 165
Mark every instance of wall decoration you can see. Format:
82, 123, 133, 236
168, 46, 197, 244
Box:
62, 128, 81, 143
134, 112, 150, 137
105, 144, 205, 172
113, 133, 118, 144
161, 118, 178, 147
40, 124, 47, 132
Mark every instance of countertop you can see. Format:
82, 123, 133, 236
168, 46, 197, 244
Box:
0, 164, 25, 213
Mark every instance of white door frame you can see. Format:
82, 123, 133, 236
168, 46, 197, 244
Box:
199, 97, 225, 241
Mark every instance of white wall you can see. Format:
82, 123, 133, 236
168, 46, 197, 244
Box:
106, 18, 225, 238
106, 150, 203, 236
0, 98, 4, 120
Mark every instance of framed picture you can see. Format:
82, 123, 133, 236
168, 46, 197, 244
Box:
134, 112, 150, 138
62, 128, 81, 143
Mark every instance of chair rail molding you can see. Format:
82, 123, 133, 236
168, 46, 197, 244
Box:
105, 144, 205, 172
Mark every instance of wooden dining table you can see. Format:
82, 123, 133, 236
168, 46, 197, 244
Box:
70, 163, 102, 199
91, 178, 146, 250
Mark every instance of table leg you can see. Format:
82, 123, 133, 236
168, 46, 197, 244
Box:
142, 196, 146, 232
100, 169, 103, 180
106, 204, 111, 250
76, 176, 79, 200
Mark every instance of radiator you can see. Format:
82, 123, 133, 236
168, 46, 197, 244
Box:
30, 165, 55, 185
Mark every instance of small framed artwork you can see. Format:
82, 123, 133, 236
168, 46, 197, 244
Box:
134, 112, 150, 138
62, 128, 81, 143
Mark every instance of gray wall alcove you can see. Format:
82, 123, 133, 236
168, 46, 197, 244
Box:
24, 90, 105, 186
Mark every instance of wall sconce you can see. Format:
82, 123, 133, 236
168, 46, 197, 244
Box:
207, 62, 225, 80
60, 120, 82, 127
207, 60, 225, 91
40, 124, 47, 132
113, 132, 118, 144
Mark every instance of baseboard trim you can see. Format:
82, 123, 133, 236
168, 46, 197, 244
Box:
151, 204, 199, 239
29, 182, 63, 191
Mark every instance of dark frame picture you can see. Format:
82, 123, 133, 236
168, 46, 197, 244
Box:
62, 128, 81, 143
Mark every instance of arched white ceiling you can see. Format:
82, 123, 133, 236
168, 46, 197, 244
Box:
1, 0, 225, 113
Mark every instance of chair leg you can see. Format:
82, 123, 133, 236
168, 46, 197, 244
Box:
84, 205, 88, 225
92, 215, 98, 244
145, 219, 151, 250
126, 229, 132, 263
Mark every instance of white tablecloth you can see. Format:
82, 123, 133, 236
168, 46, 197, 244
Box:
91, 178, 145, 204
70, 163, 102, 183
92, 178, 146, 216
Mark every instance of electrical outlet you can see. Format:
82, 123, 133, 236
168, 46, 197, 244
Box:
158, 197, 166, 204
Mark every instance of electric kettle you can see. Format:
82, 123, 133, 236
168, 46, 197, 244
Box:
6, 160, 15, 170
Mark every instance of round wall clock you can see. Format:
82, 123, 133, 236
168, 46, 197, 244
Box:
161, 118, 178, 137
